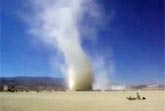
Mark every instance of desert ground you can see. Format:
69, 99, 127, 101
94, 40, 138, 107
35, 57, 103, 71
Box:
0, 90, 165, 111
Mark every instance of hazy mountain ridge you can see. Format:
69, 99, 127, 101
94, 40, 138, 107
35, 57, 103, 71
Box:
0, 77, 66, 91
0, 77, 164, 92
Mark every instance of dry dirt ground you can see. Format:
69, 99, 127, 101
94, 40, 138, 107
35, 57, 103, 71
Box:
0, 90, 165, 111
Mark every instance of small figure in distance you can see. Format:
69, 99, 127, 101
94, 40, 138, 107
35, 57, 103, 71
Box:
136, 92, 141, 100
137, 92, 146, 100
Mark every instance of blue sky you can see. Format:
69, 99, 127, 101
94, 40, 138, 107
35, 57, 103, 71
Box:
1, 0, 164, 85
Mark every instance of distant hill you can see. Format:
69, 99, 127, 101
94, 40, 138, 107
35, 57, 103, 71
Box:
0, 77, 164, 92
0, 77, 66, 92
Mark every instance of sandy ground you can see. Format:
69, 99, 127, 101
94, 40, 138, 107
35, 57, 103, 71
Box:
0, 90, 165, 111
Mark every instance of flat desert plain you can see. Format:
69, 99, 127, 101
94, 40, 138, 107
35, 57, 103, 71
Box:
1, 90, 165, 111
